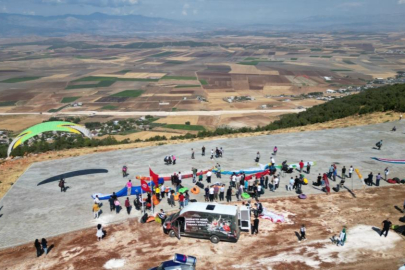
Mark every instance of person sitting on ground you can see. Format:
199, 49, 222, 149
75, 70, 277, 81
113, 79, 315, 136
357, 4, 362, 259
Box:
376, 140, 383, 150
392, 126, 396, 132
158, 209, 167, 223
96, 224, 104, 241
313, 173, 322, 186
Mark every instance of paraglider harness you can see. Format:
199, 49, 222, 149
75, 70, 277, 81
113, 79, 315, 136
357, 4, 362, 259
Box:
164, 156, 172, 165
281, 161, 293, 173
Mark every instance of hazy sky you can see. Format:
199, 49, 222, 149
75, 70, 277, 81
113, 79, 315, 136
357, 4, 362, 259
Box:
1, 0, 405, 24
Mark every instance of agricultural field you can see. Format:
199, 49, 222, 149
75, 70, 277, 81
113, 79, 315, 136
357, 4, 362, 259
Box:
0, 32, 404, 129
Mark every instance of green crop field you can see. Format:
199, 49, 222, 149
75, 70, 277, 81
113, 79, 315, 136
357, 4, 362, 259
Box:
65, 80, 115, 90
343, 59, 355, 65
101, 105, 118, 110
161, 76, 198, 80
311, 48, 322, 51
1, 76, 42, 83
111, 90, 144, 98
290, 58, 298, 61
73, 76, 158, 82
61, 97, 81, 103
199, 79, 208, 85
321, 56, 333, 58
116, 70, 131, 74
48, 104, 69, 113
0, 101, 16, 107
165, 61, 185, 65
164, 124, 205, 131
175, 85, 201, 88
150, 51, 176, 57
331, 69, 352, 72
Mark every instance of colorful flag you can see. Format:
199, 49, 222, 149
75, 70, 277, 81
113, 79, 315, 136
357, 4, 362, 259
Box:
141, 180, 151, 192
149, 167, 159, 187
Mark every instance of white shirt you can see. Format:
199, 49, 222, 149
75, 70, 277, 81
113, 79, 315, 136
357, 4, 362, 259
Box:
94, 197, 100, 204
349, 167, 354, 173
271, 157, 275, 164
209, 187, 214, 194
160, 184, 165, 191
232, 175, 236, 182
274, 177, 279, 184
211, 150, 214, 155
178, 174, 182, 180
289, 178, 294, 185
257, 185, 262, 191
207, 171, 212, 177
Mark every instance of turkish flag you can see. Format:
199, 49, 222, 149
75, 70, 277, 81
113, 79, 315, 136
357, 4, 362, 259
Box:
149, 167, 159, 187
141, 180, 151, 193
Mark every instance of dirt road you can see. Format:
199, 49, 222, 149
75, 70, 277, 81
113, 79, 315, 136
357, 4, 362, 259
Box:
0, 109, 305, 117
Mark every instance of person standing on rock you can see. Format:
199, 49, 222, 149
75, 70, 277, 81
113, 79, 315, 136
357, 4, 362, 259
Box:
341, 166, 346, 180
125, 197, 131, 215
109, 196, 115, 212
380, 218, 392, 237
41, 238, 48, 255
306, 162, 311, 174
59, 178, 66, 192
384, 167, 389, 180
299, 160, 304, 173
96, 224, 104, 241
172, 155, 176, 165
93, 202, 100, 219
219, 184, 225, 201
349, 166, 354, 178
376, 173, 382, 186
274, 175, 280, 191
126, 180, 132, 196
299, 224, 307, 242
255, 152, 260, 163
206, 170, 212, 183
252, 216, 259, 235
199, 170, 203, 182
226, 186, 232, 202
191, 148, 195, 159
34, 239, 42, 257
202, 146, 205, 156
367, 172, 373, 186
209, 186, 214, 202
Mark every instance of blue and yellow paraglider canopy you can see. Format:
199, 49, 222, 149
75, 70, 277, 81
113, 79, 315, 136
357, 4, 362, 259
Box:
7, 121, 92, 157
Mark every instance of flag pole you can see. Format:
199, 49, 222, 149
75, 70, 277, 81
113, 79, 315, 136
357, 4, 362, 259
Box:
149, 165, 154, 214
141, 177, 144, 215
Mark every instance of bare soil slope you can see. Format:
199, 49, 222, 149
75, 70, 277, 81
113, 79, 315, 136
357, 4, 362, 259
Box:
0, 186, 404, 270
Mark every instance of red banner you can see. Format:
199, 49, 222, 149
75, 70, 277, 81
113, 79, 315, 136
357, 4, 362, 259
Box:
141, 180, 151, 193
149, 167, 159, 187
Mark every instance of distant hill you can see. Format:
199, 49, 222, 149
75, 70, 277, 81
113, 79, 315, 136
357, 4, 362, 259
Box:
0, 12, 199, 37
1, 12, 405, 37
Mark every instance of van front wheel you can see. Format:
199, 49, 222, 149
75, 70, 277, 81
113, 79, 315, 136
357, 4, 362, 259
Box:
210, 235, 220, 244
169, 230, 176, 238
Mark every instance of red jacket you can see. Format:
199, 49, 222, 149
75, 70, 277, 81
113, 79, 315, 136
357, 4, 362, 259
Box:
125, 199, 130, 207
299, 162, 304, 168
179, 194, 185, 202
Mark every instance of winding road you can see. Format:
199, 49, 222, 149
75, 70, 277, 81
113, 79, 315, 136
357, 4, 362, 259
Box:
0, 109, 305, 117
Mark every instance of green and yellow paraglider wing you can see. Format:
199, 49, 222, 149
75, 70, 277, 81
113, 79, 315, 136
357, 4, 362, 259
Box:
7, 121, 91, 157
